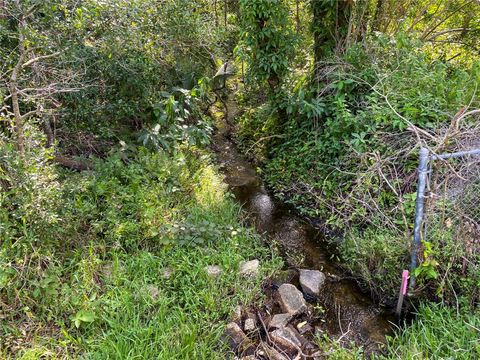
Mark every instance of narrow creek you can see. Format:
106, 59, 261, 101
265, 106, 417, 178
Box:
212, 101, 394, 353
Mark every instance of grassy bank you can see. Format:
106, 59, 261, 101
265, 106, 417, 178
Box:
0, 145, 282, 358
383, 303, 480, 359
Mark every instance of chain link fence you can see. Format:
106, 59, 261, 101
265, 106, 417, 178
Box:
410, 147, 480, 295
425, 150, 480, 255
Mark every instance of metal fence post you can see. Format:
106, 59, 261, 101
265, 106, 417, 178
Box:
409, 147, 429, 290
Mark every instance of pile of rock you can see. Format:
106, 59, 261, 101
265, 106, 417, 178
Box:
225, 269, 326, 360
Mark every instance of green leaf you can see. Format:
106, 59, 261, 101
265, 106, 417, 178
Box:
71, 310, 96, 328
78, 311, 95, 323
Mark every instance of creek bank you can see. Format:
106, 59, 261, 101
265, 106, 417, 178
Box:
211, 103, 394, 357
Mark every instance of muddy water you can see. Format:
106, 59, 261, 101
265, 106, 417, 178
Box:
213, 122, 394, 350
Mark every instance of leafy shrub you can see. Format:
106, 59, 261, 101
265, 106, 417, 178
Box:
138, 83, 213, 153
0, 130, 61, 249
0, 0, 221, 139
237, 0, 295, 90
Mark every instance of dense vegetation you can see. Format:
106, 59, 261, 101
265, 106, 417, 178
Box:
0, 1, 281, 358
234, 0, 480, 358
1, 0, 480, 358
239, 37, 480, 303
0, 148, 282, 358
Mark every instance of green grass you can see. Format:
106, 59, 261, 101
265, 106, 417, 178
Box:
0, 147, 282, 359
311, 303, 480, 360
314, 334, 365, 360
338, 227, 411, 303
382, 303, 480, 359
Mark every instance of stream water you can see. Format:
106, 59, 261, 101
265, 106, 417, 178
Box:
213, 111, 394, 352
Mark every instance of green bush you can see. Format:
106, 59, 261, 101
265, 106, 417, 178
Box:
0, 131, 61, 249
237, 0, 295, 90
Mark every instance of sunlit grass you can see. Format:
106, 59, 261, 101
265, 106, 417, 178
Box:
382, 303, 480, 359
0, 149, 283, 359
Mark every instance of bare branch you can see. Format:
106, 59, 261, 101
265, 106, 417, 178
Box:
420, 0, 475, 40
20, 109, 38, 120
22, 51, 62, 69
427, 27, 474, 40
455, 109, 480, 123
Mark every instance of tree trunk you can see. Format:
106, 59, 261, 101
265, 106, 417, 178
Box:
296, 0, 300, 33
372, 0, 384, 32
0, 1, 7, 19
311, 0, 331, 66
43, 119, 54, 147
224, 0, 227, 27
9, 69, 24, 154
312, 0, 352, 79
335, 0, 353, 51
354, 0, 369, 42
9, 0, 26, 155
55, 155, 93, 171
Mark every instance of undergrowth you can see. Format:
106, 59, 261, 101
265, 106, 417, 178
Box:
0, 143, 282, 358
234, 31, 480, 360
236, 34, 480, 304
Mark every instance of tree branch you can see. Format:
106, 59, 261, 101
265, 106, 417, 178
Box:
22, 51, 62, 68
427, 27, 474, 40
20, 109, 38, 120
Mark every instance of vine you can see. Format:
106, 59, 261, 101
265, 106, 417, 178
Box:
237, 0, 295, 92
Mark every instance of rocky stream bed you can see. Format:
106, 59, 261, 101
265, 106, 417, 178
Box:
212, 104, 395, 359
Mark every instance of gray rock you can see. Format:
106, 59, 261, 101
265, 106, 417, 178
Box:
269, 313, 292, 329
277, 283, 307, 315
232, 305, 243, 323
270, 327, 302, 353
224, 322, 255, 355
287, 325, 312, 349
205, 265, 222, 278
299, 269, 325, 297
239, 259, 259, 277
244, 318, 256, 332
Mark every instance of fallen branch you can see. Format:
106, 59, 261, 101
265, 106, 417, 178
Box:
55, 155, 93, 171
246, 135, 286, 155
